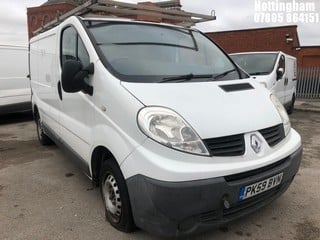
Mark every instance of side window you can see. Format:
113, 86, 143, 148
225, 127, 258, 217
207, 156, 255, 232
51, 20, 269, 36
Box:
61, 27, 90, 67
61, 27, 77, 65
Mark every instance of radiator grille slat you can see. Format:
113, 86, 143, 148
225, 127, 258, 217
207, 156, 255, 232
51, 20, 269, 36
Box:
203, 134, 245, 156
259, 124, 285, 147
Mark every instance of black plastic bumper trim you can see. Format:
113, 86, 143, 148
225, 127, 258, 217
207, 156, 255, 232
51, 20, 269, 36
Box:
126, 146, 302, 237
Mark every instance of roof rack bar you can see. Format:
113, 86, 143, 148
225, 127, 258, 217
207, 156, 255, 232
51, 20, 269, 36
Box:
97, 0, 214, 20
33, 0, 96, 35
90, 5, 200, 24
33, 0, 216, 36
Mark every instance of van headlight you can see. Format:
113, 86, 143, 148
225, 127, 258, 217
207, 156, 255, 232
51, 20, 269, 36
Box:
270, 94, 291, 136
138, 107, 210, 156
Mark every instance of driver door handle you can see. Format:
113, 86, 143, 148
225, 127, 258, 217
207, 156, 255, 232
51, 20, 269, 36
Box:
285, 78, 289, 86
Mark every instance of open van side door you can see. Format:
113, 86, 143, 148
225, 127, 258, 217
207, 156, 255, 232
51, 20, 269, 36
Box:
284, 57, 297, 105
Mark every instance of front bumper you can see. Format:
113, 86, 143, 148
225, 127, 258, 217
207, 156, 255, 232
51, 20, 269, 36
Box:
126, 146, 302, 237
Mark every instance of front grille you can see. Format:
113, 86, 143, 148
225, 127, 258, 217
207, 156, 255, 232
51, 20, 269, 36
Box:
203, 134, 245, 157
203, 124, 284, 157
259, 124, 285, 147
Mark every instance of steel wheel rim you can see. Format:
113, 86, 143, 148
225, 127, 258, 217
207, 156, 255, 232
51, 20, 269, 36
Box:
102, 173, 122, 223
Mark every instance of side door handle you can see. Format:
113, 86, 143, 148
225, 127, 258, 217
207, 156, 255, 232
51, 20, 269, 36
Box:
57, 81, 63, 101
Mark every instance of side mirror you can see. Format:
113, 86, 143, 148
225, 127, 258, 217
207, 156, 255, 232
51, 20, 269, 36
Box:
276, 68, 284, 80
61, 60, 94, 95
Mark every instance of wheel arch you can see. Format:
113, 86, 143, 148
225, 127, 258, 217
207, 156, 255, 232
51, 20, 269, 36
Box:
91, 146, 117, 185
33, 104, 39, 119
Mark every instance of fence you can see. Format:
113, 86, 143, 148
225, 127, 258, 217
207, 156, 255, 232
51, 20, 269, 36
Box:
297, 67, 320, 98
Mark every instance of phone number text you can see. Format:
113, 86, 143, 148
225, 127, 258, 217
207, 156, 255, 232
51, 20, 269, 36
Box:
254, 13, 319, 23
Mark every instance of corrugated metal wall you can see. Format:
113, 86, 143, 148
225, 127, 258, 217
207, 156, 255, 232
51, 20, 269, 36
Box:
297, 67, 320, 98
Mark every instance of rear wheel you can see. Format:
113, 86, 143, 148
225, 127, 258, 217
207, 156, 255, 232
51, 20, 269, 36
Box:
100, 157, 135, 232
35, 113, 52, 145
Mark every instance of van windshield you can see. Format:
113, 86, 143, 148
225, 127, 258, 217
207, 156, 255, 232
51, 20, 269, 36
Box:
230, 53, 278, 76
86, 21, 241, 83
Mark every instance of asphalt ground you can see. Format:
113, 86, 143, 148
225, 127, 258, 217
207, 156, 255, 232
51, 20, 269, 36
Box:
0, 110, 319, 240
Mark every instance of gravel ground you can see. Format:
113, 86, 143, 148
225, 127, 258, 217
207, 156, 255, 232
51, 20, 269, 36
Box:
0, 111, 319, 240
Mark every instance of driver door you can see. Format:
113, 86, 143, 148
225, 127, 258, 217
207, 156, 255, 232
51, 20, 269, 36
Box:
58, 26, 94, 171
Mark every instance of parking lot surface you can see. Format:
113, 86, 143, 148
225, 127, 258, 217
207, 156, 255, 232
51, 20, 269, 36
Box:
0, 111, 319, 240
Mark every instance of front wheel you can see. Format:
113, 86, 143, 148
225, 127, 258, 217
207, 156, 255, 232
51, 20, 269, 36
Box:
100, 158, 135, 232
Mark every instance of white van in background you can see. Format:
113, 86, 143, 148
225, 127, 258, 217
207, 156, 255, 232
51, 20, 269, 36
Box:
230, 52, 297, 114
0, 45, 31, 115
30, 16, 302, 237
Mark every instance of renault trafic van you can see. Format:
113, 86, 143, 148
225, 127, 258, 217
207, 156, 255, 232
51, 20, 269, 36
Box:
0, 45, 31, 114
230, 52, 297, 114
30, 16, 302, 237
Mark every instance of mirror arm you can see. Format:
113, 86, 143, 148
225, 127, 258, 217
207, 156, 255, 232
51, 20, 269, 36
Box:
83, 84, 93, 96
84, 63, 94, 74
73, 63, 94, 96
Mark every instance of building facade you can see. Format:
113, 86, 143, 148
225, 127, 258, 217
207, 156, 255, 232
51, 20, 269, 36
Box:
297, 46, 320, 67
206, 25, 320, 67
27, 0, 81, 39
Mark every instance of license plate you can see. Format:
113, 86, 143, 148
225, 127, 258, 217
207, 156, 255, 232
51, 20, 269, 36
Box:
238, 172, 283, 201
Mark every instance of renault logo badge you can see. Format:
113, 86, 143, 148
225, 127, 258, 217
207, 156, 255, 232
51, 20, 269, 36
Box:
251, 134, 262, 153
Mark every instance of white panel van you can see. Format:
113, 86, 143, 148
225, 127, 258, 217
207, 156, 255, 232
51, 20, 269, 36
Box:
30, 17, 302, 237
230, 52, 297, 114
0, 45, 31, 114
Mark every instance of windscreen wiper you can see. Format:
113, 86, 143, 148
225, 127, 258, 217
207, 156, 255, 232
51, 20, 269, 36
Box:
160, 69, 237, 83
212, 69, 237, 81
160, 73, 213, 83
249, 71, 270, 75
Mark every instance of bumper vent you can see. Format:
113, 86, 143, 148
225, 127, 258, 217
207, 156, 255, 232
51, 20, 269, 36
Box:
259, 124, 285, 147
203, 134, 245, 157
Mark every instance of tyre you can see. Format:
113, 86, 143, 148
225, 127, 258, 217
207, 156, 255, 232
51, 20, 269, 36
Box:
35, 113, 52, 145
287, 94, 295, 115
100, 158, 135, 232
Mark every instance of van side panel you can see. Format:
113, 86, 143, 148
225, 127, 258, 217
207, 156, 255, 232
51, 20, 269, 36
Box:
30, 31, 61, 135
0, 45, 30, 114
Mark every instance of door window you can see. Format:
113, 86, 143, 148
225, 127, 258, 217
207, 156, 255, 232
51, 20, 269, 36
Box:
278, 55, 285, 73
61, 27, 90, 67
